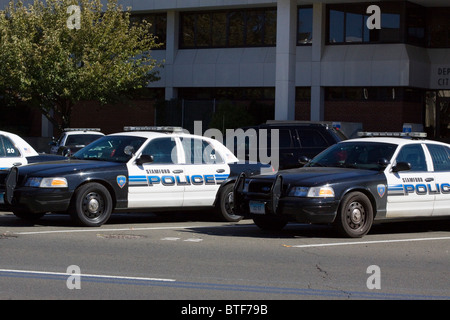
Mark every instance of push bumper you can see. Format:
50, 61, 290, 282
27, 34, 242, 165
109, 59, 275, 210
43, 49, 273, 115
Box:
238, 196, 339, 224
0, 187, 72, 214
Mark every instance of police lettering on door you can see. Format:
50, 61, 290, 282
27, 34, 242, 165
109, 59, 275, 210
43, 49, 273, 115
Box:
129, 172, 229, 187
389, 179, 450, 196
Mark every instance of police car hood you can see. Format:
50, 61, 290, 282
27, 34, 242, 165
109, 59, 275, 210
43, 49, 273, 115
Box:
17, 160, 121, 177
258, 166, 378, 186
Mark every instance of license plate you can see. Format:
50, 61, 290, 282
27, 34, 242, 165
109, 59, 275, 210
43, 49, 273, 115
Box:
0, 193, 4, 204
249, 201, 265, 215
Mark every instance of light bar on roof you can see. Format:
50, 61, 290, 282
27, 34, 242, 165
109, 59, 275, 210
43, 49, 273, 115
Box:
357, 131, 427, 138
63, 128, 101, 132
123, 126, 184, 133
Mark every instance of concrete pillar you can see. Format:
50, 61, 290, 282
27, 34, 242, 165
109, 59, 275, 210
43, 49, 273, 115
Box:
310, 2, 326, 121
165, 10, 178, 100
274, 0, 296, 120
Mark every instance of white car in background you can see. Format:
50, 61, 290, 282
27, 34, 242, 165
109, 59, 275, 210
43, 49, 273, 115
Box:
0, 130, 65, 171
50, 128, 105, 156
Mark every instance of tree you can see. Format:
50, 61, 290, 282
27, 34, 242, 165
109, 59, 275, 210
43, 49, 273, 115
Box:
0, 0, 161, 131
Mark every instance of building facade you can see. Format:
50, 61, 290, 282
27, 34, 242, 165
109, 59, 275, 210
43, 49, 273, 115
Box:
1, 0, 449, 142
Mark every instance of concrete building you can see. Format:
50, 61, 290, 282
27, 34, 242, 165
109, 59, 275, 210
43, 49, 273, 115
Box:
1, 0, 449, 142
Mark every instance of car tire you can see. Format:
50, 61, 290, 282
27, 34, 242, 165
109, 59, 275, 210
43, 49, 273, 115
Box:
215, 183, 243, 222
335, 191, 373, 238
69, 183, 113, 227
253, 215, 288, 231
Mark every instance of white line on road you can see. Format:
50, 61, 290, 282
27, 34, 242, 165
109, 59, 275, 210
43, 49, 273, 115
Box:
288, 236, 450, 248
12, 225, 247, 235
0, 268, 176, 282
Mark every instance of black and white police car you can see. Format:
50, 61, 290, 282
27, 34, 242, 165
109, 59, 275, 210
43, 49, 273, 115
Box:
0, 130, 65, 171
234, 132, 450, 237
0, 127, 270, 226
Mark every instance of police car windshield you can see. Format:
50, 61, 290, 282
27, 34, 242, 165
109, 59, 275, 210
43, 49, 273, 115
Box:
72, 135, 146, 163
306, 142, 397, 171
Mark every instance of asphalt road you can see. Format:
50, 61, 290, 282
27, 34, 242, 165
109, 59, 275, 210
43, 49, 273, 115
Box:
0, 211, 449, 303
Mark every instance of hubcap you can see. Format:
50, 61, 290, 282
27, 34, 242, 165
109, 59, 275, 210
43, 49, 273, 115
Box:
82, 192, 104, 219
347, 202, 365, 229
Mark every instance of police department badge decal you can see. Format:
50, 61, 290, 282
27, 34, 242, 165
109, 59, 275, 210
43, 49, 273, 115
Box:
117, 175, 127, 188
377, 184, 386, 198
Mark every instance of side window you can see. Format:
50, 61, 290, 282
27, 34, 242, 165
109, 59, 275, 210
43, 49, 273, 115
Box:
141, 138, 177, 164
427, 144, 450, 172
181, 138, 224, 164
395, 144, 427, 171
0, 136, 21, 158
298, 129, 328, 148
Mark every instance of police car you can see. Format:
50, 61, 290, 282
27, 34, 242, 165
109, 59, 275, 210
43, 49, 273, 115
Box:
0, 127, 269, 226
234, 132, 450, 238
49, 128, 104, 156
0, 130, 65, 171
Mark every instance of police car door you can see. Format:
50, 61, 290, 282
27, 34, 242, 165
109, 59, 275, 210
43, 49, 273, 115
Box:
181, 137, 229, 207
386, 143, 434, 218
127, 137, 184, 208
0, 135, 26, 170
426, 143, 450, 217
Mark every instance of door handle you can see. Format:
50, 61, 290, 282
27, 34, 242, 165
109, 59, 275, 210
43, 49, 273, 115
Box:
216, 169, 225, 173
172, 169, 183, 174
425, 177, 434, 182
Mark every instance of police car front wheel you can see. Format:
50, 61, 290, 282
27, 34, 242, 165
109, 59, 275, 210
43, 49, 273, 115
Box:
70, 183, 113, 227
216, 183, 243, 222
335, 191, 373, 238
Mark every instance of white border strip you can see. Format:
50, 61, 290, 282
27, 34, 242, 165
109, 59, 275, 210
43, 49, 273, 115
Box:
290, 236, 450, 248
0, 268, 176, 282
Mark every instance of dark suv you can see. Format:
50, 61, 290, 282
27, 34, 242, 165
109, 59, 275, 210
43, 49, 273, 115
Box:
230, 121, 356, 170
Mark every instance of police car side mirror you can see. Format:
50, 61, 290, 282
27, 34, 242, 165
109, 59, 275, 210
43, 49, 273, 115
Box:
136, 154, 154, 166
377, 158, 390, 168
298, 156, 311, 165
392, 161, 411, 172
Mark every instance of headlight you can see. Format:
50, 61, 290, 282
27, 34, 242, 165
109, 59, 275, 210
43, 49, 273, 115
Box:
25, 177, 68, 188
289, 186, 335, 198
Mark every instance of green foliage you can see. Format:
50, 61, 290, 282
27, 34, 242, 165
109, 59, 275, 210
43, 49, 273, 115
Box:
0, 0, 161, 131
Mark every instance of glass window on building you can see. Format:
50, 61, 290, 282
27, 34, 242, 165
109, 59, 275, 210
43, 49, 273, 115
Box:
297, 6, 313, 45
427, 8, 450, 48
179, 8, 276, 49
130, 13, 167, 49
327, 2, 402, 44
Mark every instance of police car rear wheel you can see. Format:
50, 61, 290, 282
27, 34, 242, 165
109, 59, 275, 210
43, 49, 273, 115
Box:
70, 183, 113, 227
216, 183, 243, 222
336, 192, 373, 238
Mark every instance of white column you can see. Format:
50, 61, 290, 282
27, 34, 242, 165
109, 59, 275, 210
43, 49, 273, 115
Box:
310, 2, 325, 121
274, 0, 296, 120
165, 10, 178, 100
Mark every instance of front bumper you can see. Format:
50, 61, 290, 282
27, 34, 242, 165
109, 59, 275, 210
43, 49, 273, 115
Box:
0, 187, 72, 214
236, 196, 339, 224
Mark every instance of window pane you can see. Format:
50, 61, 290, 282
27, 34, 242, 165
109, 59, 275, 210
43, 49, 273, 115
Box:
180, 13, 195, 47
212, 12, 227, 47
427, 144, 450, 171
346, 12, 363, 42
380, 13, 401, 42
196, 13, 211, 47
329, 9, 344, 43
264, 9, 277, 45
246, 10, 264, 45
228, 11, 245, 46
298, 7, 312, 44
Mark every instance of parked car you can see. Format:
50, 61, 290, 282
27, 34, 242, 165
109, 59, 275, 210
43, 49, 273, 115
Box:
0, 126, 270, 226
49, 128, 105, 156
0, 130, 65, 171
228, 121, 352, 170
234, 132, 450, 238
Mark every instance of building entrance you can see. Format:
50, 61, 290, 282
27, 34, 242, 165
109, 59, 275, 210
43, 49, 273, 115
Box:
425, 90, 450, 142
